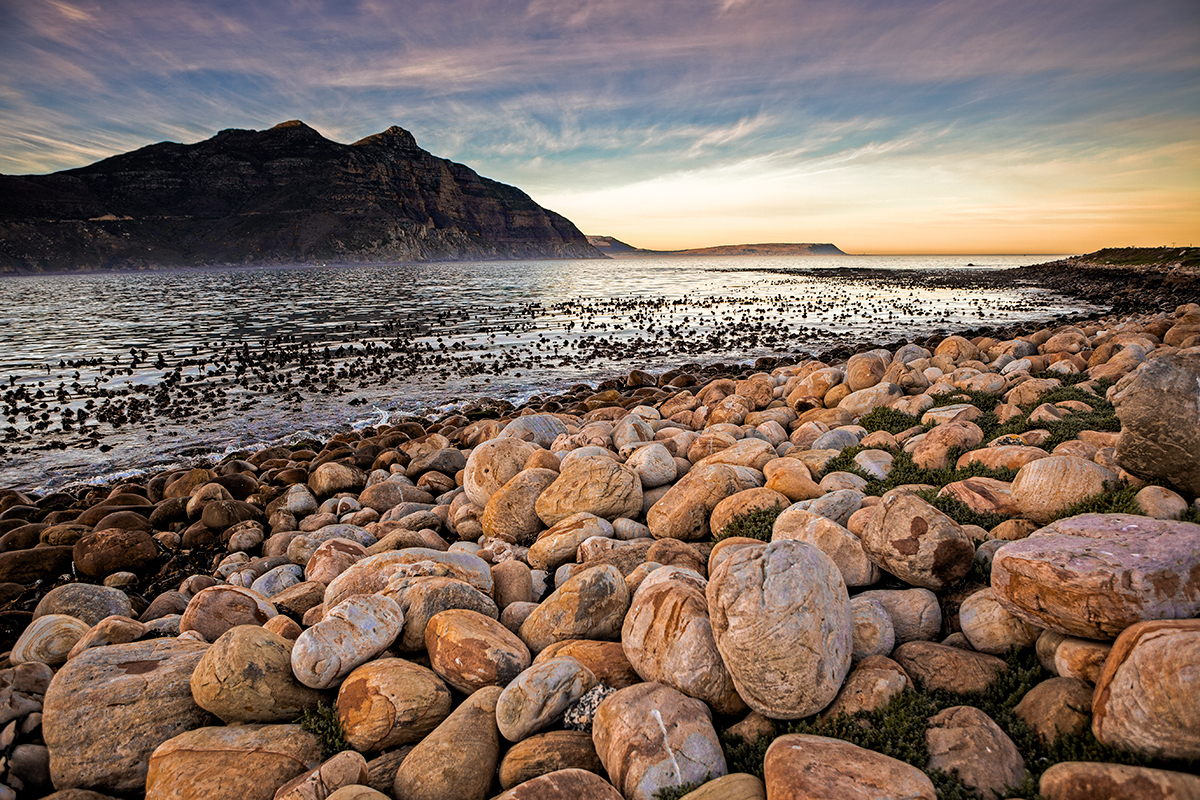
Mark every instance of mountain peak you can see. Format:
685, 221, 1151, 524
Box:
271, 119, 312, 130
352, 125, 419, 150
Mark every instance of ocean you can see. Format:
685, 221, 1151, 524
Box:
0, 254, 1091, 492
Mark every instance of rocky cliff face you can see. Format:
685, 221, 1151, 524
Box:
0, 120, 602, 271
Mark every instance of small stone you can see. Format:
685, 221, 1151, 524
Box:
336, 658, 452, 751
1112, 351, 1200, 496
33, 583, 133, 627
66, 614, 148, 660
535, 457, 642, 526
482, 467, 559, 543
498, 729, 603, 790
926, 706, 1024, 800
861, 491, 974, 591
492, 768, 623, 800
892, 641, 1007, 694
73, 528, 157, 578
849, 596, 895, 662
647, 464, 762, 541
291, 594, 403, 689
11, 614, 90, 666
179, 585, 278, 642
426, 608, 532, 694
958, 588, 1041, 655
1014, 677, 1093, 742
274, 750, 369, 800
1054, 636, 1112, 683
821, 656, 911, 720
772, 506, 879, 588
854, 588, 941, 644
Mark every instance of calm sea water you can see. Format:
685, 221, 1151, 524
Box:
0, 254, 1090, 492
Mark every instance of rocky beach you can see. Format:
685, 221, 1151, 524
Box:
0, 272, 1198, 799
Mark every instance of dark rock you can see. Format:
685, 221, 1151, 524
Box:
0, 546, 74, 584
74, 529, 157, 577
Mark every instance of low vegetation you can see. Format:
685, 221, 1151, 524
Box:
712, 504, 785, 543
299, 701, 351, 759
719, 648, 1192, 800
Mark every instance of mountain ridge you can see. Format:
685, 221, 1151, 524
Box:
0, 121, 602, 272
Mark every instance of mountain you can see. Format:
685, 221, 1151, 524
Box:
586, 236, 845, 257
0, 120, 602, 272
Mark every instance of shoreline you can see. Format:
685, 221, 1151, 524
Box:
3, 253, 1197, 498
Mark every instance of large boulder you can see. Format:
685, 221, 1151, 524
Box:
860, 491, 974, 591
464, 438, 539, 508
1010, 456, 1118, 523
535, 456, 642, 526
1092, 619, 1200, 760
991, 514, 1200, 639
1039, 762, 1200, 800
1111, 351, 1200, 496
482, 467, 559, 543
323, 548, 494, 609
763, 734, 935, 800
621, 569, 744, 714
706, 540, 852, 719
647, 464, 762, 540
336, 658, 452, 751
592, 683, 727, 800
43, 639, 214, 794
291, 594, 403, 689
191, 625, 323, 723
425, 608, 531, 694
393, 685, 503, 800
520, 565, 630, 654
144, 724, 322, 800
496, 657, 597, 742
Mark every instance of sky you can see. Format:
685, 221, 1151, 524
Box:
1, 0, 1197, 254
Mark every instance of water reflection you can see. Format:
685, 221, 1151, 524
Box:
0, 254, 1087, 490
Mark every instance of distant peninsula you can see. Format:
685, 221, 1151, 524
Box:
587, 235, 846, 257
0, 120, 602, 272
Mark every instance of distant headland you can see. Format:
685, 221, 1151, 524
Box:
587, 235, 846, 257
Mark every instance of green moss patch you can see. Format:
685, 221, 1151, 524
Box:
858, 406, 923, 434
299, 700, 351, 759
712, 503, 785, 543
